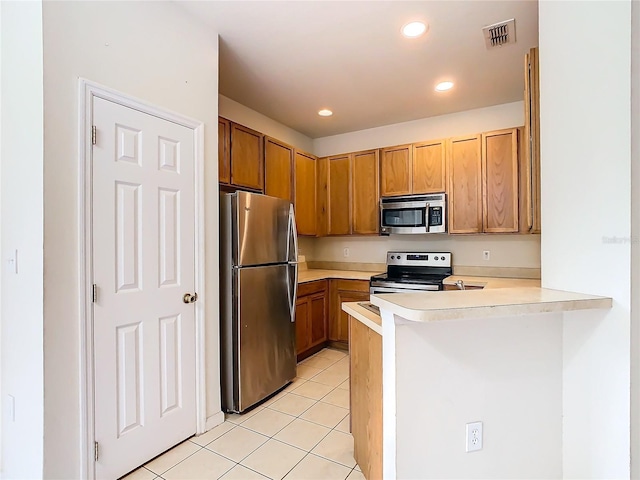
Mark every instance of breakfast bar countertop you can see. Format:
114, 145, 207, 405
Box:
369, 287, 612, 323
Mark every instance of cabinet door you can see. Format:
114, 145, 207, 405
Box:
350, 316, 382, 479
218, 117, 231, 184
523, 47, 541, 234
295, 298, 310, 355
265, 137, 294, 201
483, 129, 519, 233
309, 292, 328, 347
330, 280, 370, 343
413, 140, 446, 194
295, 151, 317, 236
231, 123, 264, 191
448, 135, 482, 234
328, 155, 352, 235
352, 150, 379, 235
316, 157, 329, 237
380, 145, 412, 197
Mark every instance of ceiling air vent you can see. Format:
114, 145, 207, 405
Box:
482, 19, 516, 49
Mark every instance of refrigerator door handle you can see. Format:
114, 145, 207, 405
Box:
287, 263, 298, 322
287, 204, 298, 322
287, 204, 299, 263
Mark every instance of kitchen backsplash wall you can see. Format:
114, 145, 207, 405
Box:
299, 234, 541, 269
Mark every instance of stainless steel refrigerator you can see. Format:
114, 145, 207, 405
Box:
220, 191, 298, 413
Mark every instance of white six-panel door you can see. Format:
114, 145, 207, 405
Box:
92, 96, 196, 479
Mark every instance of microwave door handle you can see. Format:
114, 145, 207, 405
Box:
424, 203, 430, 231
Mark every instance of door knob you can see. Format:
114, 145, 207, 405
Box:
183, 293, 198, 304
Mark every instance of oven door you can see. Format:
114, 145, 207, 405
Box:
370, 282, 440, 295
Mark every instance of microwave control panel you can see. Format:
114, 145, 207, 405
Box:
429, 206, 443, 226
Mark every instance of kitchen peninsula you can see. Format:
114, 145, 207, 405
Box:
343, 288, 611, 479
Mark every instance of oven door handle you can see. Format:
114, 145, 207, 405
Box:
370, 281, 440, 291
370, 286, 440, 294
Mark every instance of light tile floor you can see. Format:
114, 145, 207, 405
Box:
123, 348, 364, 480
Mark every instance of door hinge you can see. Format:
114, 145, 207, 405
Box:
94, 441, 99, 461
92, 284, 97, 303
91, 126, 97, 146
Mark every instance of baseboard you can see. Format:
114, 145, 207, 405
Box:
204, 411, 225, 432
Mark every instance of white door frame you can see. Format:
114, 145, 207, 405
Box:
77, 78, 207, 479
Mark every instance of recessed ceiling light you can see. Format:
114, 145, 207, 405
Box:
318, 109, 333, 117
401, 21, 427, 38
435, 81, 454, 92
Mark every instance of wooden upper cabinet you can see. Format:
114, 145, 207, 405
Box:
448, 135, 482, 234
294, 150, 317, 236
351, 150, 379, 235
316, 157, 329, 237
218, 117, 231, 184
380, 145, 412, 197
524, 47, 541, 234
413, 140, 446, 194
230, 123, 264, 191
264, 137, 294, 201
482, 129, 519, 233
327, 155, 352, 235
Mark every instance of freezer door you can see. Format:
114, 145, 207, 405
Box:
236, 264, 296, 411
234, 191, 292, 266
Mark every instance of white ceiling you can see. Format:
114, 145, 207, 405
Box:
179, 1, 538, 138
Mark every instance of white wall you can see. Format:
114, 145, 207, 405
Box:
313, 101, 524, 157
0, 1, 45, 478
539, 1, 632, 477
631, 1, 640, 476
219, 94, 314, 152
395, 313, 563, 479
42, 2, 219, 477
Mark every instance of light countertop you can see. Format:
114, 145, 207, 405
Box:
298, 269, 380, 284
369, 287, 612, 323
342, 302, 383, 335
443, 275, 540, 289
299, 268, 541, 289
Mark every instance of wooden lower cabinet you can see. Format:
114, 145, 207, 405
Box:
329, 280, 370, 346
350, 315, 383, 479
295, 280, 328, 360
296, 278, 369, 356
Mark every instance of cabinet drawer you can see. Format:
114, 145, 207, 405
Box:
297, 279, 328, 298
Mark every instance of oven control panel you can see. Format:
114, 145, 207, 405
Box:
386, 251, 451, 267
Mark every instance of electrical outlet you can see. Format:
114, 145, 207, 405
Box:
482, 250, 490, 261
466, 421, 483, 452
343, 247, 350, 258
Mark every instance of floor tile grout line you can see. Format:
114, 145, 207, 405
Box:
235, 462, 272, 479
203, 424, 272, 464
146, 441, 205, 477
305, 451, 358, 473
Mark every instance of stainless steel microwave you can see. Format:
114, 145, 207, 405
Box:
380, 193, 446, 235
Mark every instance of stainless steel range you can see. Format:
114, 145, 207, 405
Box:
370, 251, 452, 294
